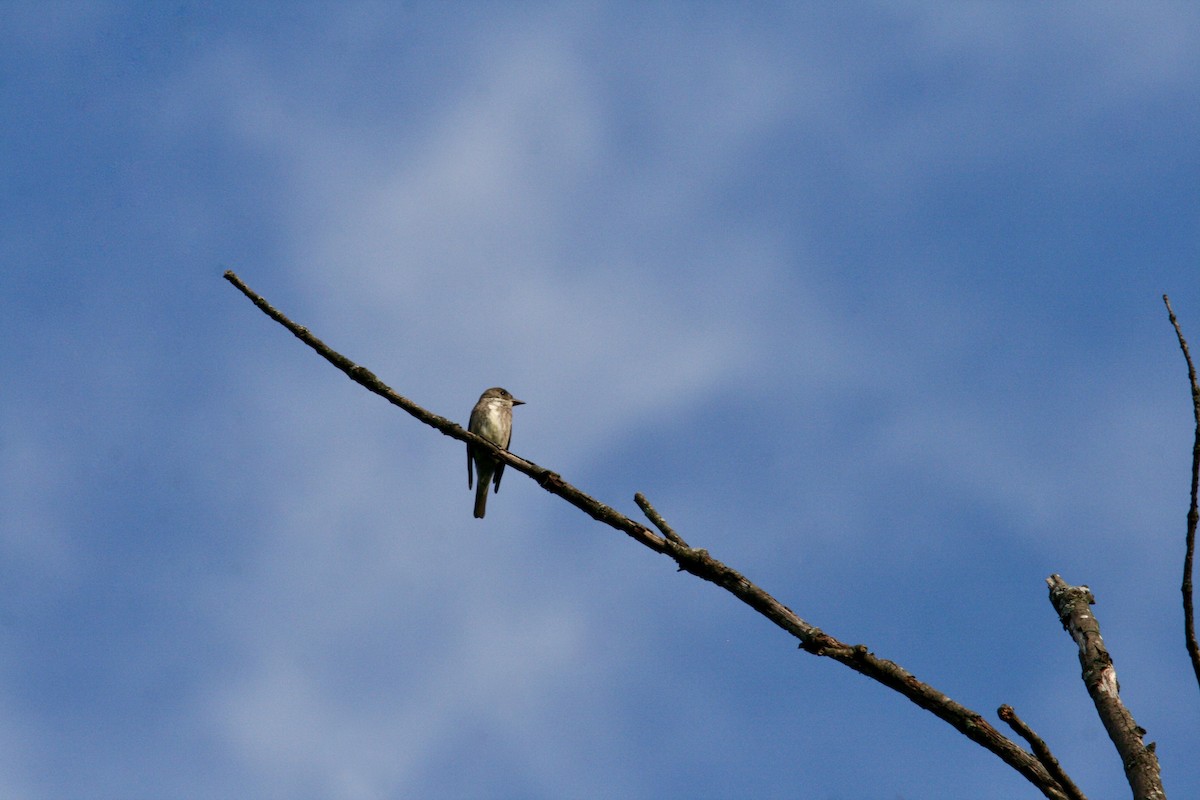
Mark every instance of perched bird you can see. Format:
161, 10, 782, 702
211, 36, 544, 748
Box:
467, 387, 524, 519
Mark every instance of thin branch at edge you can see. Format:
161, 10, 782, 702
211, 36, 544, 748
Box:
1163, 294, 1200, 689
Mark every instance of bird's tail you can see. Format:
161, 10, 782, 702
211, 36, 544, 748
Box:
473, 470, 490, 518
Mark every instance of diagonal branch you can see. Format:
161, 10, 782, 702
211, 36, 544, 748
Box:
1163, 294, 1200, 689
225, 270, 1073, 799
1046, 575, 1164, 800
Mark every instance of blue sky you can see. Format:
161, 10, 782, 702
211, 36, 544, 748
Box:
2, 3, 1198, 798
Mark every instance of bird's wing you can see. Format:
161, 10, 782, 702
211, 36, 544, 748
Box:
494, 425, 513, 492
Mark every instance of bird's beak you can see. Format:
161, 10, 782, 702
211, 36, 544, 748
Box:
512, 398, 525, 406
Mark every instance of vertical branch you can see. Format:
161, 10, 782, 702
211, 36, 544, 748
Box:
1163, 294, 1200, 688
1046, 575, 1164, 800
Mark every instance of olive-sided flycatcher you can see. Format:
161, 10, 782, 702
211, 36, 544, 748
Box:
467, 387, 524, 519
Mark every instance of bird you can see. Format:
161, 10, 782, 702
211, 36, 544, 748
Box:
467, 387, 524, 518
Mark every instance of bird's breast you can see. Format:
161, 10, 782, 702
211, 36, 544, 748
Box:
474, 402, 509, 445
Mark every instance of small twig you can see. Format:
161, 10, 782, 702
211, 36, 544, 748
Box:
634, 493, 690, 548
998, 705, 1088, 800
225, 270, 1073, 800
1163, 294, 1200, 688
1046, 575, 1164, 800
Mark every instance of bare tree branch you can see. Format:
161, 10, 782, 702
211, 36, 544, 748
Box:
1046, 575, 1165, 800
1163, 294, 1200, 689
998, 704, 1088, 800
225, 269, 1076, 799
